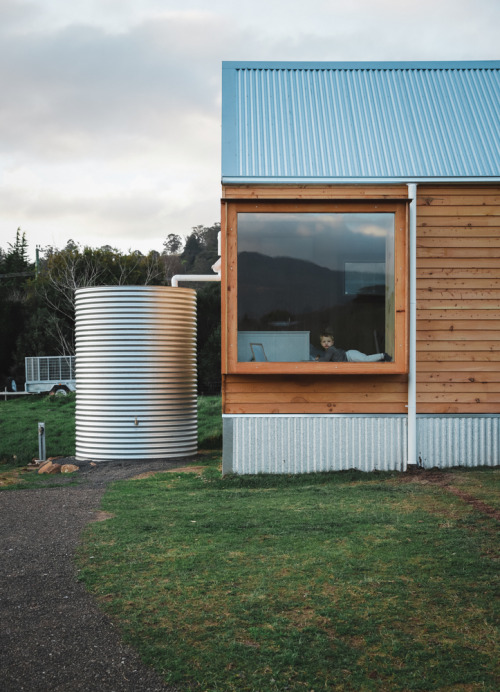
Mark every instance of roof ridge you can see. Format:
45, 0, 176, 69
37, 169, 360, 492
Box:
223, 60, 500, 71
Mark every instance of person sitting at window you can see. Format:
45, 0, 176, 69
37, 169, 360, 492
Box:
315, 330, 391, 363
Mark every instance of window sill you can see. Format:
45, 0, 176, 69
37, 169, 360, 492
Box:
229, 361, 408, 375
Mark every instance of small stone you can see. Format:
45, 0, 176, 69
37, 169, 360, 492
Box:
61, 464, 79, 474
38, 462, 62, 475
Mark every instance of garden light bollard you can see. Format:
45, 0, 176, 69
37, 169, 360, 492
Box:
38, 422, 46, 462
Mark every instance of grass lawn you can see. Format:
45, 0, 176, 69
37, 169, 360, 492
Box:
77, 464, 499, 691
0, 394, 222, 487
0, 393, 77, 468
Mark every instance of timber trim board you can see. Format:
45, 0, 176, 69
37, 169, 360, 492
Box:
222, 194, 409, 376
221, 184, 410, 199
222, 197, 412, 205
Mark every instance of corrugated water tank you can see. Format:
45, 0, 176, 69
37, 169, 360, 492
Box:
75, 286, 197, 461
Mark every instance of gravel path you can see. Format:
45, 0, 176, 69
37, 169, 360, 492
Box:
0, 458, 190, 691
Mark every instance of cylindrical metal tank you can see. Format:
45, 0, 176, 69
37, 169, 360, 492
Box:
75, 286, 197, 461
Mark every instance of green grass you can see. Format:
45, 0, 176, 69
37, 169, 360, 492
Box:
0, 394, 222, 472
197, 395, 223, 449
0, 393, 77, 467
77, 466, 499, 691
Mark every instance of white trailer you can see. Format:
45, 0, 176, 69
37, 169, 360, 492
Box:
25, 356, 76, 394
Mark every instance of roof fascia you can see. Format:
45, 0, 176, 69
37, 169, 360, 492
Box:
222, 177, 500, 184
222, 60, 500, 70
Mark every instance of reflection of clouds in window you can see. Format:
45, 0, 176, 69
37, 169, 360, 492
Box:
238, 213, 393, 273
296, 222, 313, 237
351, 223, 389, 238
346, 214, 394, 239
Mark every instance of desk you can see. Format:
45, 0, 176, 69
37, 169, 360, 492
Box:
238, 331, 310, 362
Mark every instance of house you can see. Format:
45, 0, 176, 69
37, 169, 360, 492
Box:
220, 61, 500, 474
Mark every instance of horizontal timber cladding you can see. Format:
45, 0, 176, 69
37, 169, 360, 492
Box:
223, 375, 408, 414
221, 184, 409, 200
416, 185, 500, 414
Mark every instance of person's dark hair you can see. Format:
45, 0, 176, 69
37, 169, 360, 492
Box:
320, 326, 334, 339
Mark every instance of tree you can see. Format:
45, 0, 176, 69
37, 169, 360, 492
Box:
0, 225, 222, 393
181, 233, 203, 272
35, 243, 170, 355
163, 233, 183, 255
5, 228, 29, 273
176, 224, 222, 392
197, 283, 221, 394
180, 223, 220, 275
0, 229, 34, 384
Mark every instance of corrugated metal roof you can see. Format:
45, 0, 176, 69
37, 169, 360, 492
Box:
222, 61, 500, 181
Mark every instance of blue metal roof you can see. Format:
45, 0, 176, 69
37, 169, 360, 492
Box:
222, 61, 500, 182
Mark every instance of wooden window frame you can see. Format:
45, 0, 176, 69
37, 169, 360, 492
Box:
222, 198, 409, 375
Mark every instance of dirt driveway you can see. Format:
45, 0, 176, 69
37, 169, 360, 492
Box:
0, 458, 190, 691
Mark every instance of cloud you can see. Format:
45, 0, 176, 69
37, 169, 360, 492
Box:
2, 3, 498, 165
0, 9, 228, 254
0, 0, 42, 31
0, 154, 222, 252
1, 0, 499, 258
0, 16, 225, 160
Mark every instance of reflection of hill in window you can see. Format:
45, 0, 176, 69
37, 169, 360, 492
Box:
354, 283, 385, 296
238, 252, 387, 318
344, 262, 385, 296
238, 252, 343, 319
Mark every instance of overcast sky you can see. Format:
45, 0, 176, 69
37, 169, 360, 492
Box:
0, 0, 498, 259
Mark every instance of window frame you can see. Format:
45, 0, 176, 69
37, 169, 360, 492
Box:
222, 198, 409, 375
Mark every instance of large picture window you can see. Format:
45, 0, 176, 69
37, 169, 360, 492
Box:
224, 200, 408, 374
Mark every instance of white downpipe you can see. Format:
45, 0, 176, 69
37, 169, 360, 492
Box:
171, 272, 221, 288
171, 233, 222, 288
407, 183, 418, 468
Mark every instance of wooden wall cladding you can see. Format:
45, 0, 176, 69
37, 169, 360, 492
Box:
223, 375, 408, 415
222, 184, 409, 200
416, 185, 500, 413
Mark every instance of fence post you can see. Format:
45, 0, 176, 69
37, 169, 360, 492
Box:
38, 422, 46, 461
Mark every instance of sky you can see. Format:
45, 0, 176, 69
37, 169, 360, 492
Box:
0, 0, 498, 260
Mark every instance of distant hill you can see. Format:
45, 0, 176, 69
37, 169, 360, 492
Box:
238, 251, 345, 321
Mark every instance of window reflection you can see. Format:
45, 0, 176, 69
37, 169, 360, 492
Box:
237, 213, 395, 363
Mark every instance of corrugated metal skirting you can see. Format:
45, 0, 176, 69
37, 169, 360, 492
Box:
223, 415, 500, 474
418, 416, 499, 469
225, 416, 407, 474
